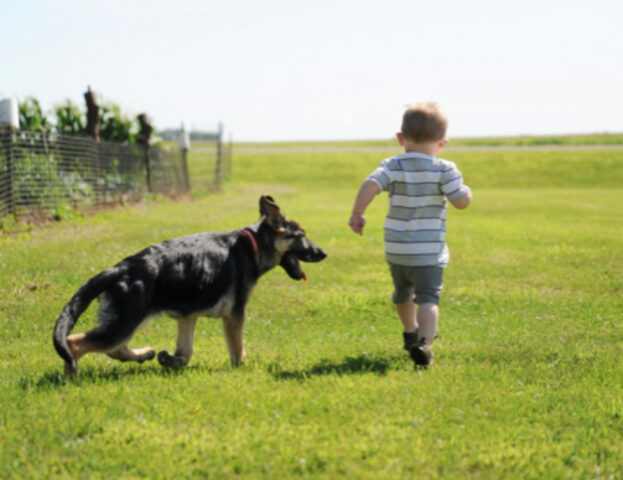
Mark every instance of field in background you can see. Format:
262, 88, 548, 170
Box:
233, 132, 623, 150
1, 137, 622, 478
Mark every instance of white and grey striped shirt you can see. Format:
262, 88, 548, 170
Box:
368, 152, 470, 267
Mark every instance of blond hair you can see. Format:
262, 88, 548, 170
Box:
401, 102, 448, 143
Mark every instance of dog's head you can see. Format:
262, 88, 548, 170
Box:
260, 195, 327, 281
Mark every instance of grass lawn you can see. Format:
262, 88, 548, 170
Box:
1, 143, 622, 478
233, 132, 623, 150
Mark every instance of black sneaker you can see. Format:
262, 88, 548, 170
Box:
403, 330, 439, 351
409, 338, 433, 368
402, 330, 419, 351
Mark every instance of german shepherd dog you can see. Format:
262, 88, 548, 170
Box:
53, 196, 326, 376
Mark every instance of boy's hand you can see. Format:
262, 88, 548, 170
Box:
349, 214, 366, 235
350, 179, 379, 235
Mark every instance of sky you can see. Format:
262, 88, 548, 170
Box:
1, 0, 622, 142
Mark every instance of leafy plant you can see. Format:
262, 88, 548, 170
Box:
54, 100, 85, 135
18, 97, 50, 131
59, 170, 93, 204
12, 153, 65, 210
18, 95, 141, 145
100, 102, 136, 143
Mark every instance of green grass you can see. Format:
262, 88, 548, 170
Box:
1, 144, 623, 478
234, 132, 623, 149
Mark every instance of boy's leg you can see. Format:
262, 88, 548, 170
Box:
396, 297, 417, 332
411, 266, 443, 346
396, 297, 420, 351
410, 300, 436, 367
409, 267, 443, 367
389, 264, 420, 349
417, 303, 439, 346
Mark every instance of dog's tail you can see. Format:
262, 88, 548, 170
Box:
53, 266, 123, 373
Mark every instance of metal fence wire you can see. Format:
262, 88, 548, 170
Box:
0, 130, 229, 220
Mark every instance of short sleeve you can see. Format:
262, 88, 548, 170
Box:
440, 161, 470, 201
367, 158, 392, 192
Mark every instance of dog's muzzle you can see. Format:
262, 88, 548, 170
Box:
280, 241, 326, 281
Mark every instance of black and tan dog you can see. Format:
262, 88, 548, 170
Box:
53, 196, 326, 376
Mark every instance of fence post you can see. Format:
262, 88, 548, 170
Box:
214, 122, 223, 187
137, 114, 153, 193
142, 147, 152, 193
84, 87, 100, 142
179, 124, 191, 194
0, 98, 19, 218
90, 137, 101, 207
227, 133, 233, 180
3, 131, 16, 217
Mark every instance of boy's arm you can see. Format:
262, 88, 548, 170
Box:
349, 179, 381, 235
450, 188, 472, 209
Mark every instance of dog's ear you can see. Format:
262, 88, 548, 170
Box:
259, 196, 286, 232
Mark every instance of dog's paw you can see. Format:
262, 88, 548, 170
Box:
157, 350, 186, 368
138, 348, 156, 363
64, 362, 78, 378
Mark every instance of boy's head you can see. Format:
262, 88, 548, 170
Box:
401, 102, 448, 144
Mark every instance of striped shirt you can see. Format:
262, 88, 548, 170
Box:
367, 152, 470, 267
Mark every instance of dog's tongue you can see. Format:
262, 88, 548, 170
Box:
291, 255, 307, 282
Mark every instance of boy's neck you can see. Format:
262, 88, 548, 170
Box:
397, 133, 447, 156
403, 145, 438, 156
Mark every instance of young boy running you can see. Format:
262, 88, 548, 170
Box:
349, 102, 472, 367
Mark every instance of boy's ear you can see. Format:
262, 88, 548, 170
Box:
259, 196, 285, 232
437, 138, 448, 152
396, 132, 405, 146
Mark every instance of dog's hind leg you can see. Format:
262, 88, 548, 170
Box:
107, 344, 156, 364
66, 323, 138, 375
65, 331, 98, 375
65, 301, 149, 375
158, 316, 198, 368
222, 314, 246, 366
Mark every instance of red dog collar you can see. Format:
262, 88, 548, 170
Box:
240, 228, 260, 260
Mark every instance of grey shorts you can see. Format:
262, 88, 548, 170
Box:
388, 263, 444, 305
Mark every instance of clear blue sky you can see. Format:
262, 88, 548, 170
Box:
1, 0, 621, 141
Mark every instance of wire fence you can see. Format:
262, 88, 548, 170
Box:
0, 130, 230, 221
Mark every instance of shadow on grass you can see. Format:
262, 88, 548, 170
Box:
18, 362, 225, 391
269, 353, 409, 381
21, 353, 412, 389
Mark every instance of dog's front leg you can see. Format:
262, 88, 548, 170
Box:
158, 316, 198, 368
222, 314, 246, 366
